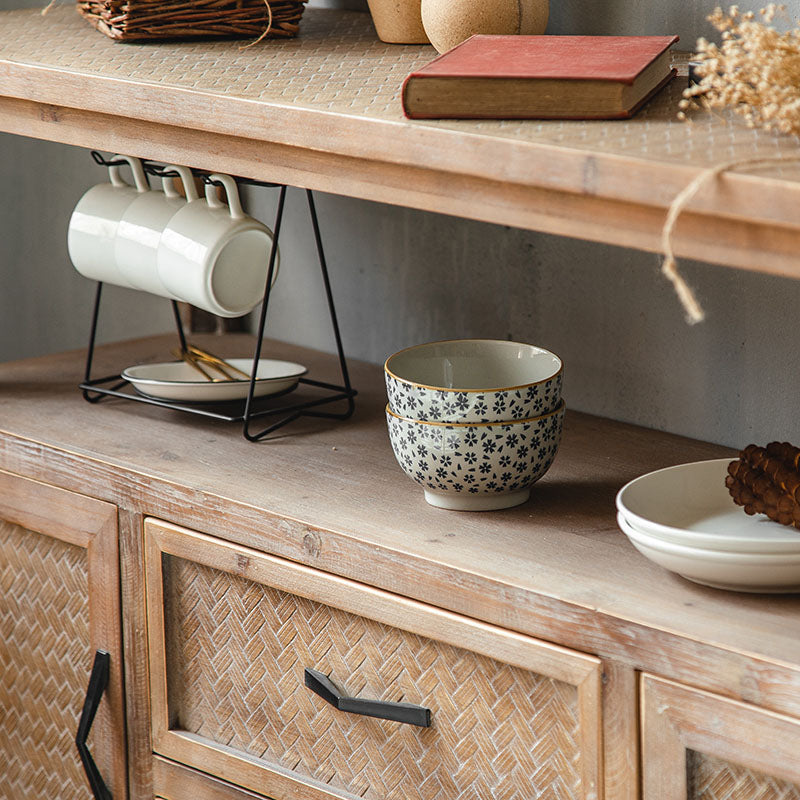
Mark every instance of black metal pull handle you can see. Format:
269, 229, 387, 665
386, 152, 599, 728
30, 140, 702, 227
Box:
76, 650, 112, 800
304, 668, 431, 728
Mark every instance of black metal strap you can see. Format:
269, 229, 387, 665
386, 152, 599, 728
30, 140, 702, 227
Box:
76, 650, 112, 800
304, 668, 431, 728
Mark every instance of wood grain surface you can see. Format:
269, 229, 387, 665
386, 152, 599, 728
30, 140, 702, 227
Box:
0, 333, 798, 736
4, 7, 800, 274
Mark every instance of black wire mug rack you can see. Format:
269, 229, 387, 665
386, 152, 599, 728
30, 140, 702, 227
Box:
80, 153, 356, 441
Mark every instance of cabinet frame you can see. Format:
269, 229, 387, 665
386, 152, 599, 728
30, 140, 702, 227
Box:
0, 467, 126, 799
144, 518, 604, 800
641, 673, 800, 799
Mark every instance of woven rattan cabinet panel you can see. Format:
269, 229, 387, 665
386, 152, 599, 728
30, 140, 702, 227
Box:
687, 753, 800, 800
146, 519, 603, 800
0, 469, 125, 800
0, 517, 89, 798
641, 674, 800, 800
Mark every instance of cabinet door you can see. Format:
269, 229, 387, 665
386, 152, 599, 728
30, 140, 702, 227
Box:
145, 518, 603, 800
642, 674, 800, 800
0, 469, 125, 800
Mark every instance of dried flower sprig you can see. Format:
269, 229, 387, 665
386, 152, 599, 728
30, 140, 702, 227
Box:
679, 4, 800, 134
660, 5, 800, 325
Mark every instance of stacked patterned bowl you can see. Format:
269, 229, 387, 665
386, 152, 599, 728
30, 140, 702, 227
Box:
384, 339, 565, 511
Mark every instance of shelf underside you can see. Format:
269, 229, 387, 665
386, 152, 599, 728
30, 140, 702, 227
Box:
3, 7, 800, 275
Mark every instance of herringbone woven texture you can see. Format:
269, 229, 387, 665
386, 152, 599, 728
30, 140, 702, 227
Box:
688, 752, 800, 800
163, 556, 583, 800
0, 520, 90, 800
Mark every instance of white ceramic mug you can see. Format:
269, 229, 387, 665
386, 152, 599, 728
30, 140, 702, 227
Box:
157, 173, 279, 318
67, 155, 150, 288
115, 165, 199, 297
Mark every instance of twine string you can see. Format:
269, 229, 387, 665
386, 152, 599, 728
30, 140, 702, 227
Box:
662, 155, 800, 325
240, 0, 272, 47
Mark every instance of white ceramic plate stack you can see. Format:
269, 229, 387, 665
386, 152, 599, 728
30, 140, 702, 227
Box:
384, 339, 565, 511
616, 458, 800, 593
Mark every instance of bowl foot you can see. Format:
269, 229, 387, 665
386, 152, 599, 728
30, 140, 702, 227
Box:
423, 488, 530, 511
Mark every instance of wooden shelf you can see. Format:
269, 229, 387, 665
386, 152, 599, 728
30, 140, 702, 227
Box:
3, 7, 800, 276
1, 334, 798, 722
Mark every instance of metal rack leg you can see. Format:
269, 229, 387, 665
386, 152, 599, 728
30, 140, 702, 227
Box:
82, 282, 130, 402
242, 188, 357, 441
305, 188, 356, 416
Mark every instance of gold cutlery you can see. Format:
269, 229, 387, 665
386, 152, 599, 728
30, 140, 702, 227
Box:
172, 346, 251, 382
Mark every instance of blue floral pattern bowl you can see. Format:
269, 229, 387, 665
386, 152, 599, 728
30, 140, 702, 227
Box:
384, 339, 562, 424
386, 400, 565, 511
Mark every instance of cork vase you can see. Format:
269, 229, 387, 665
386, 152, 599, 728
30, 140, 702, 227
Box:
421, 0, 549, 53
366, 0, 429, 43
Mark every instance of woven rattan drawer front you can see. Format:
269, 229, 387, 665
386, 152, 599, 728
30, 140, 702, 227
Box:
146, 519, 602, 800
642, 675, 800, 800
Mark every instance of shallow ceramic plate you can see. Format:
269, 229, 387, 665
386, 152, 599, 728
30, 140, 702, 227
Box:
617, 511, 800, 593
122, 358, 307, 403
616, 458, 800, 555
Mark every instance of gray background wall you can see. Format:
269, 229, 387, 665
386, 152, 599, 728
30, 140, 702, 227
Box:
2, 0, 799, 448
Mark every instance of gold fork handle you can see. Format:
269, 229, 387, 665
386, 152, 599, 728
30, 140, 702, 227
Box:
172, 349, 219, 382
187, 345, 251, 380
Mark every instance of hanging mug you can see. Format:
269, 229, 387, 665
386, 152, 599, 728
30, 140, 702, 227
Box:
157, 173, 279, 318
67, 155, 150, 288
115, 165, 199, 298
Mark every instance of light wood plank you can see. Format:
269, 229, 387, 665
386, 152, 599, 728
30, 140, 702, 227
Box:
153, 755, 282, 800
118, 508, 154, 800
0, 467, 112, 548
602, 662, 639, 800
641, 676, 687, 800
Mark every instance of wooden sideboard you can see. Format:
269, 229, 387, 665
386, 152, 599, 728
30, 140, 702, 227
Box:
0, 334, 798, 800
2, 8, 800, 800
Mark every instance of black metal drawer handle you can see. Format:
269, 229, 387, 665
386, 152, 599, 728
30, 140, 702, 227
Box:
304, 668, 431, 728
76, 649, 112, 800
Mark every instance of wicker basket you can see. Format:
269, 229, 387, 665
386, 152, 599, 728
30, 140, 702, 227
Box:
76, 0, 308, 41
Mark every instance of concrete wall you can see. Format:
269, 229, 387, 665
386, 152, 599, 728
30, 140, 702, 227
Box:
0, 136, 176, 361
3, 0, 800, 448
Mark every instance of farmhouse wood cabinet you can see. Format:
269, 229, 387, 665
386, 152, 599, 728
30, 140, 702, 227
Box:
3, 6, 800, 799
0, 335, 798, 800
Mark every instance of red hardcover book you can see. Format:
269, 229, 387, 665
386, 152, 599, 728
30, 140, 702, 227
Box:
402, 34, 679, 120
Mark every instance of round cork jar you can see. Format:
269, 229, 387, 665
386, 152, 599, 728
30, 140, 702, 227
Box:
421, 0, 549, 53
366, 0, 430, 43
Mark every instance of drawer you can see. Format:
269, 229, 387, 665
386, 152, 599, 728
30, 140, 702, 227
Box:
641, 674, 800, 800
145, 519, 603, 800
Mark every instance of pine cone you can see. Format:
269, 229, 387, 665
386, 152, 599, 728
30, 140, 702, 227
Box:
726, 442, 800, 527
